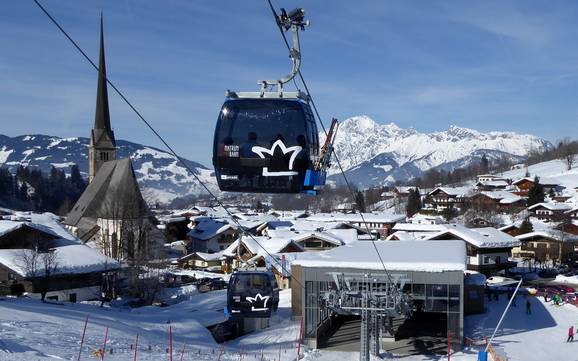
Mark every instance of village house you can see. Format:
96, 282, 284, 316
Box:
306, 212, 405, 237
527, 202, 573, 222
178, 252, 226, 272
428, 186, 472, 211
467, 191, 525, 212
475, 175, 510, 191
513, 231, 578, 265
422, 224, 520, 276
223, 236, 304, 288
512, 177, 561, 196
186, 217, 239, 253
0, 213, 120, 302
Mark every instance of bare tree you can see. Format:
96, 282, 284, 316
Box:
19, 245, 59, 302
557, 137, 578, 171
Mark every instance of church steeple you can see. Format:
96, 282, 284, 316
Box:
89, 14, 116, 183
94, 14, 112, 133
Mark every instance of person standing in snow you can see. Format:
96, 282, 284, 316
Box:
526, 300, 532, 315
568, 326, 574, 342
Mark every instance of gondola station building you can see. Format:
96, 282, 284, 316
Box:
289, 240, 467, 351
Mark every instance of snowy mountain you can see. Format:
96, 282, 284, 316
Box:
0, 134, 217, 204
323, 116, 552, 188
0, 117, 553, 199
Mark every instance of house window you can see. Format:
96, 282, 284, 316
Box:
483, 256, 490, 264
69, 293, 77, 303
8, 272, 16, 281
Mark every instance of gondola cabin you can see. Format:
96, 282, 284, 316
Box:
227, 270, 279, 318
213, 91, 324, 194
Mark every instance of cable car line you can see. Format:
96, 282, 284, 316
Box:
30, 0, 305, 291
265, 0, 399, 290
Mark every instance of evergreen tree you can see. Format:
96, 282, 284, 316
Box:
518, 217, 533, 234
406, 188, 422, 217
355, 191, 366, 213
480, 154, 489, 174
527, 176, 545, 206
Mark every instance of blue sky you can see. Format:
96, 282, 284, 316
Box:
2, 1, 578, 167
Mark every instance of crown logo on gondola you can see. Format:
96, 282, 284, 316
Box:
246, 293, 270, 312
252, 140, 302, 177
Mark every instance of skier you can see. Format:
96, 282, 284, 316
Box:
568, 326, 574, 342
526, 300, 532, 315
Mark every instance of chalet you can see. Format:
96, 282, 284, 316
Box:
178, 252, 226, 272
512, 177, 561, 196
186, 217, 239, 253
467, 191, 525, 211
266, 229, 351, 251
476, 174, 507, 183
306, 212, 405, 236
409, 214, 445, 225
513, 231, 578, 264
423, 224, 520, 276
222, 236, 304, 287
428, 186, 472, 210
475, 176, 510, 191
0, 214, 120, 302
528, 202, 573, 222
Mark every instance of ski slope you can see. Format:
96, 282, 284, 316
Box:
2, 288, 578, 360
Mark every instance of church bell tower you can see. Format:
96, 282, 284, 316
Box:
89, 15, 116, 183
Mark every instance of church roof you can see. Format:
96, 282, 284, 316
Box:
92, 14, 115, 147
65, 158, 147, 227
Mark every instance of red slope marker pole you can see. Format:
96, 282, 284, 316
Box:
77, 315, 89, 361
133, 334, 139, 361
101, 326, 109, 361
296, 316, 304, 360
169, 324, 173, 361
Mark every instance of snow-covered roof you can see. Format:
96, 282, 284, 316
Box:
429, 186, 473, 197
424, 224, 521, 248
409, 214, 445, 224
476, 180, 509, 187
474, 191, 524, 204
306, 212, 405, 224
223, 236, 303, 258
0, 212, 120, 277
187, 218, 236, 240
516, 231, 578, 243
392, 223, 447, 232
0, 220, 61, 239
528, 202, 573, 211
513, 177, 560, 186
181, 251, 225, 262
291, 240, 466, 272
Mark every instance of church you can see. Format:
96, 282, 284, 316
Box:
64, 17, 164, 262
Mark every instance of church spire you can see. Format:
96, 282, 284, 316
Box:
94, 13, 113, 135
89, 14, 116, 183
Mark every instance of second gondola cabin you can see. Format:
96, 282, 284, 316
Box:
227, 270, 279, 318
213, 91, 320, 194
